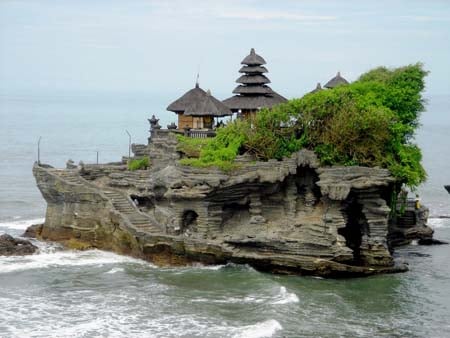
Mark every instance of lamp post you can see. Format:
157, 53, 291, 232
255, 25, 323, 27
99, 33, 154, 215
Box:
37, 136, 42, 165
125, 130, 131, 159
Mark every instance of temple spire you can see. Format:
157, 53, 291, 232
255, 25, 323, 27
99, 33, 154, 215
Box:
223, 48, 287, 114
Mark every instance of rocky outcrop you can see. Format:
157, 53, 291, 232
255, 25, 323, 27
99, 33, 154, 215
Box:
0, 234, 38, 256
32, 135, 414, 277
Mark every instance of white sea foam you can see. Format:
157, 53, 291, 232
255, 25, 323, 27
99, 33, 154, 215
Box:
192, 286, 299, 306
0, 249, 149, 274
271, 286, 300, 305
190, 263, 227, 270
106, 267, 124, 274
428, 217, 450, 229
0, 217, 44, 230
233, 319, 283, 338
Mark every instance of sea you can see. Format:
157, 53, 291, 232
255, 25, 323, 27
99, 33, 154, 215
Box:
0, 90, 449, 338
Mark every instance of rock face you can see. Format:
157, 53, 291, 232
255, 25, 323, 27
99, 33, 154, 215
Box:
0, 234, 38, 256
33, 134, 414, 277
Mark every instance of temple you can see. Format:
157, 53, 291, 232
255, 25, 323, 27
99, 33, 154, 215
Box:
166, 83, 231, 130
223, 48, 287, 118
30, 48, 435, 278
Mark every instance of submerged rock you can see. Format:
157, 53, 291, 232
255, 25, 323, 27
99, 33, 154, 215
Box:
0, 234, 38, 256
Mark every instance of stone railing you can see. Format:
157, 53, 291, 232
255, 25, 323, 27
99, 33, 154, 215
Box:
185, 129, 216, 138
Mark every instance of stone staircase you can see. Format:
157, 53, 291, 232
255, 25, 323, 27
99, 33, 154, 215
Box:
52, 169, 160, 234
53, 169, 85, 185
103, 190, 159, 233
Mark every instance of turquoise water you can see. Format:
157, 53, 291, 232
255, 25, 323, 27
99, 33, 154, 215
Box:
1, 91, 450, 337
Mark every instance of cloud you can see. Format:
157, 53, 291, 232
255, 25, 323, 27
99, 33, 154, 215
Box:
218, 11, 336, 22
149, 0, 336, 22
399, 15, 450, 22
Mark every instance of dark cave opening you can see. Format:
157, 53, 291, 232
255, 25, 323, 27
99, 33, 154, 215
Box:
181, 210, 198, 233
222, 202, 250, 228
339, 198, 366, 263
130, 195, 154, 212
295, 166, 322, 206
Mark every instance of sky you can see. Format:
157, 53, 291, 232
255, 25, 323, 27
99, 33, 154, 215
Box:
1, 0, 450, 99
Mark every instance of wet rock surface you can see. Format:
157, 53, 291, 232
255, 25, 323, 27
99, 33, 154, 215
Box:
0, 234, 38, 256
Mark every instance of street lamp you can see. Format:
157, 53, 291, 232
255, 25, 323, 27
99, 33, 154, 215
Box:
37, 136, 42, 165
125, 130, 131, 159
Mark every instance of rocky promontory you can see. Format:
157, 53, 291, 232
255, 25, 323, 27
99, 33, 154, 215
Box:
32, 128, 435, 277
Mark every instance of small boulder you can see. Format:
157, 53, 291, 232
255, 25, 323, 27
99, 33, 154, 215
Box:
0, 234, 38, 256
22, 223, 43, 238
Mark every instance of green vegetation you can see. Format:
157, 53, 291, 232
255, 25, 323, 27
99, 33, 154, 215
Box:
128, 156, 150, 171
178, 123, 246, 171
177, 64, 428, 188
176, 135, 211, 158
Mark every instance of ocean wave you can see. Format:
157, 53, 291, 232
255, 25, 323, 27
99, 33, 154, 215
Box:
233, 319, 282, 338
428, 217, 450, 229
192, 286, 299, 306
271, 286, 299, 305
0, 249, 150, 274
106, 267, 125, 274
0, 217, 44, 230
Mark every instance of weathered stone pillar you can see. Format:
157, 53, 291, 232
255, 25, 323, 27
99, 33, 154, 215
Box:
304, 186, 316, 209
249, 193, 266, 224
322, 198, 353, 262
284, 178, 297, 218
357, 191, 393, 266
206, 203, 223, 236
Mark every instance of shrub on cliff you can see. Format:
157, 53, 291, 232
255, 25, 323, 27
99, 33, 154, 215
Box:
178, 64, 428, 188
178, 121, 248, 171
128, 156, 150, 170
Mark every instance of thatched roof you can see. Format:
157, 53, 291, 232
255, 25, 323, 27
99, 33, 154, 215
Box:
223, 92, 287, 111
239, 65, 268, 74
232, 85, 273, 95
310, 83, 323, 94
224, 48, 287, 111
324, 72, 349, 89
236, 74, 271, 85
241, 48, 266, 66
167, 83, 232, 117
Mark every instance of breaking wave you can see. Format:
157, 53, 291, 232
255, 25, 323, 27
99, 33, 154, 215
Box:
271, 286, 300, 305
428, 217, 450, 229
233, 319, 282, 338
0, 217, 44, 231
192, 286, 299, 306
0, 249, 149, 274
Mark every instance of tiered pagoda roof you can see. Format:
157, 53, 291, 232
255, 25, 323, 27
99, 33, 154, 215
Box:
223, 48, 287, 112
167, 83, 232, 117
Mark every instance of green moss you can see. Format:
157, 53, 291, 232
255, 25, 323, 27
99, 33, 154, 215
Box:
128, 156, 150, 171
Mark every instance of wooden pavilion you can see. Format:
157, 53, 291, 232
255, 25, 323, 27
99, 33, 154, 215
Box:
167, 83, 232, 130
223, 48, 287, 118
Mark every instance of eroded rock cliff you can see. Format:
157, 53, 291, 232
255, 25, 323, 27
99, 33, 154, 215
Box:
33, 132, 411, 277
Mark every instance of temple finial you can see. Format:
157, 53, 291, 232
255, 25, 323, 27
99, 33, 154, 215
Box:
195, 72, 200, 88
